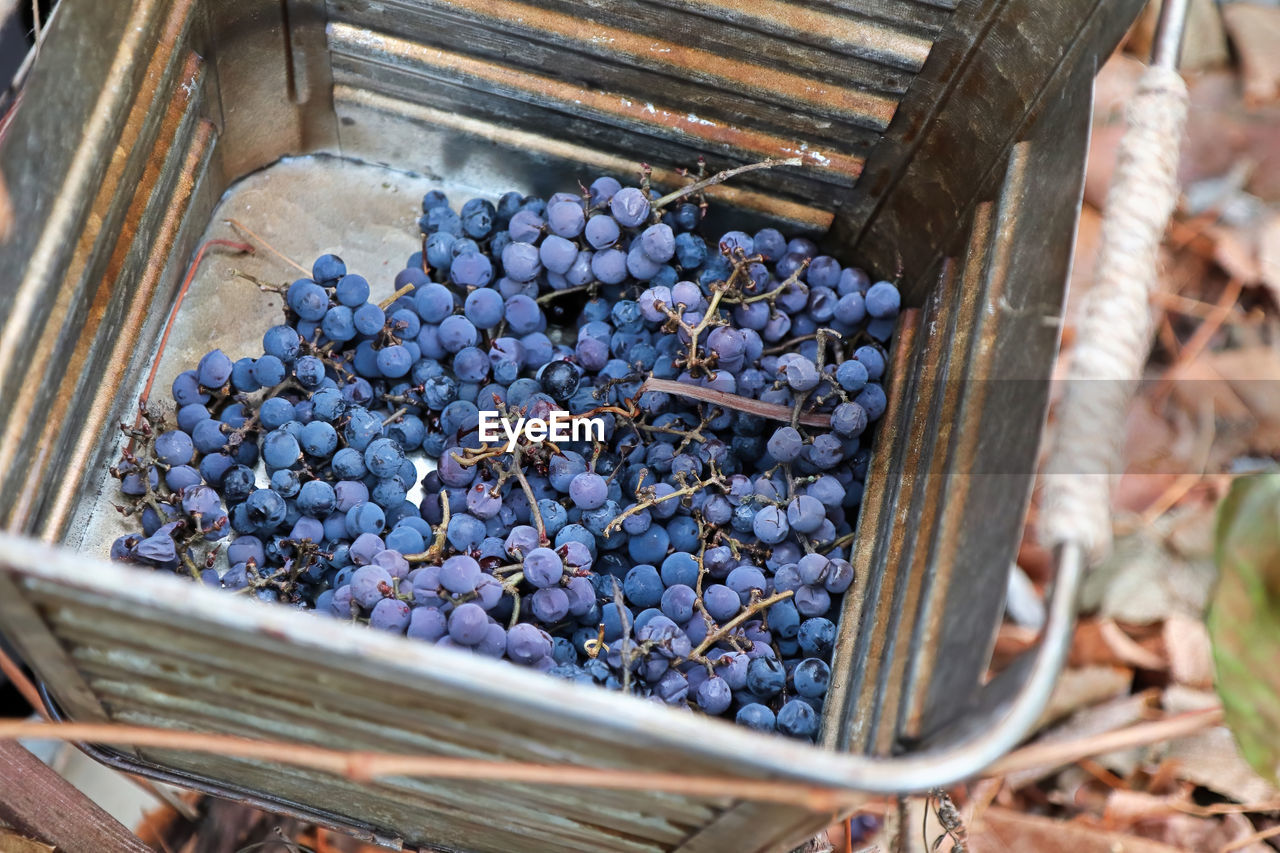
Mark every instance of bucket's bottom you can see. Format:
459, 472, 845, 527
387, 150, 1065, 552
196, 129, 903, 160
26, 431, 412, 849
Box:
68, 154, 507, 560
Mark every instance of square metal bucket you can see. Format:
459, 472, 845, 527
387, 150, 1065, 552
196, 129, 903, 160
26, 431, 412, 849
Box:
0, 1, 1139, 850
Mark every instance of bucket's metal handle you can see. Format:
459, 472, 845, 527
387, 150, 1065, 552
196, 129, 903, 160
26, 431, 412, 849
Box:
1040, 2, 1191, 561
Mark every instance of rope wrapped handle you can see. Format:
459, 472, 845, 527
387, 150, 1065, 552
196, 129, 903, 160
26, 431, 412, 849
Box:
1041, 66, 1189, 562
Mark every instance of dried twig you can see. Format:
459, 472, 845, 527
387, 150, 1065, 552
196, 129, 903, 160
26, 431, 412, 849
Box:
1220, 823, 1280, 853
0, 720, 861, 811
225, 219, 311, 277
983, 706, 1223, 776
0, 641, 46, 720
378, 284, 415, 311
652, 158, 802, 210
1157, 276, 1244, 397
640, 378, 832, 428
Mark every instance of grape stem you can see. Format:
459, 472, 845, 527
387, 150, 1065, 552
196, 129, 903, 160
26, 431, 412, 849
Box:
508, 455, 548, 544
762, 332, 818, 356
824, 531, 856, 555
725, 256, 810, 306
231, 269, 288, 295
603, 466, 724, 536
377, 283, 415, 311
225, 218, 311, 276
535, 283, 594, 304
404, 489, 450, 564
638, 378, 831, 428
609, 579, 634, 694
689, 589, 794, 660
651, 157, 802, 211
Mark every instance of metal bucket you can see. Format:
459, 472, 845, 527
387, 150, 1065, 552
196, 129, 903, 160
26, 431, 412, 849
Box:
0, 1, 1140, 850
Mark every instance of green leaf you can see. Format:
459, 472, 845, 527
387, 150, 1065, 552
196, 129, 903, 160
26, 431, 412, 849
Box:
1210, 473, 1280, 787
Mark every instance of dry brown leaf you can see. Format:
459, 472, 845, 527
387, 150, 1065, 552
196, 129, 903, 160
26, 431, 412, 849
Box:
1085, 123, 1128, 212
1200, 348, 1280, 422
1128, 811, 1268, 852
1083, 532, 1218, 624
1168, 357, 1254, 425
1165, 502, 1219, 561
1214, 813, 1280, 853
1123, 396, 1203, 478
1070, 619, 1136, 668
971, 807, 1187, 853
1116, 473, 1183, 515
1102, 788, 1195, 830
1163, 613, 1215, 688
1164, 727, 1280, 804
1158, 241, 1214, 299
1095, 54, 1148, 124
0, 829, 55, 853
1223, 4, 1280, 107
1082, 56, 1147, 212
1011, 689, 1154, 788
1179, 71, 1280, 198
1152, 699, 1280, 805
1016, 536, 1053, 586
1035, 666, 1139, 734
1212, 223, 1264, 284
1068, 203, 1104, 318
991, 623, 1038, 669
1257, 213, 1280, 301
1163, 685, 1225, 714
1101, 620, 1169, 671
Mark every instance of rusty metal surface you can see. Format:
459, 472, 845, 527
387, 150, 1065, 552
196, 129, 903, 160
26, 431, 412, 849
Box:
38, 694, 415, 851
909, 60, 1097, 743
862, 267, 953, 756
329, 86, 834, 233
822, 310, 919, 751
898, 203, 993, 741
0, 0, 1141, 847
0, 0, 189, 527
840, 0, 1145, 299
842, 311, 923, 752
202, 0, 338, 179
323, 0, 935, 206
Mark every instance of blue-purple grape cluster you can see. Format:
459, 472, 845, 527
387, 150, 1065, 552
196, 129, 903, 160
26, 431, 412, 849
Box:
108, 170, 901, 741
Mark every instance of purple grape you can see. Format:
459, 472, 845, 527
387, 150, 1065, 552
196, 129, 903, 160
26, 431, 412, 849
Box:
154, 430, 194, 466
370, 598, 411, 632
865, 281, 901, 318
546, 200, 585, 238
507, 622, 551, 664
440, 554, 482, 594
448, 602, 488, 645
568, 472, 607, 510
501, 241, 541, 282
609, 187, 650, 227
450, 251, 494, 287
703, 584, 740, 622
531, 587, 570, 623
736, 703, 776, 732
351, 565, 393, 608
584, 214, 620, 250
523, 547, 563, 589
408, 606, 448, 641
